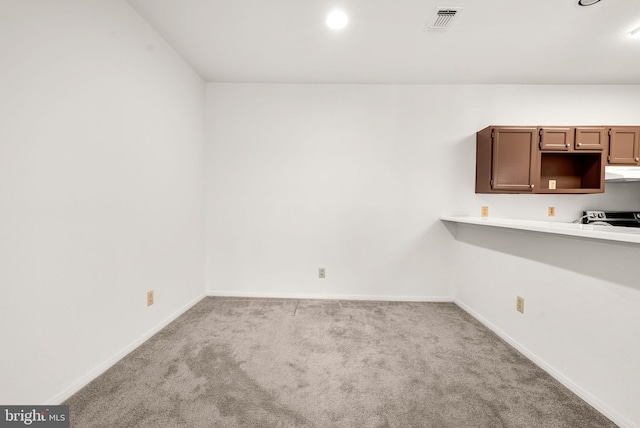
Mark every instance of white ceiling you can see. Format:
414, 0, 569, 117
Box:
126, 0, 640, 84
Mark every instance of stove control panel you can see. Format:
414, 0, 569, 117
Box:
585, 211, 606, 220
582, 210, 640, 227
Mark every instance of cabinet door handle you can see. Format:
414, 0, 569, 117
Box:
565, 143, 570, 147
636, 157, 639, 162
577, 143, 582, 147
530, 184, 535, 188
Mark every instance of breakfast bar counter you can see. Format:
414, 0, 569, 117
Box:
440, 215, 640, 245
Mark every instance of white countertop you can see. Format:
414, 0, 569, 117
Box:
440, 215, 640, 245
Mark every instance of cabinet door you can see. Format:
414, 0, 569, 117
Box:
539, 127, 572, 151
491, 127, 536, 192
608, 127, 640, 165
575, 127, 606, 150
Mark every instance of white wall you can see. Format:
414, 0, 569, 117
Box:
445, 85, 640, 428
453, 225, 640, 428
206, 83, 640, 426
0, 0, 206, 404
205, 83, 640, 298
449, 85, 640, 221
206, 84, 461, 300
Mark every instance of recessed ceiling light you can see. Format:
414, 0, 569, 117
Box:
577, 0, 601, 6
326, 10, 348, 30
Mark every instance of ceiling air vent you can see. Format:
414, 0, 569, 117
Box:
425, 7, 462, 31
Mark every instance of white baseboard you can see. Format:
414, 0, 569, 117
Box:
454, 299, 636, 428
207, 290, 454, 302
48, 293, 206, 405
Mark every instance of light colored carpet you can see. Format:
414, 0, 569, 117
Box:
65, 297, 616, 427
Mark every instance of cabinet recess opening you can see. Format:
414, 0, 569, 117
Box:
540, 153, 602, 191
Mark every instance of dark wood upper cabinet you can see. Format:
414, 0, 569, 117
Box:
539, 127, 573, 151
476, 125, 606, 194
575, 127, 606, 151
608, 127, 640, 165
491, 127, 537, 192
475, 126, 536, 193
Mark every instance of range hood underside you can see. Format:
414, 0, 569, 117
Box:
605, 166, 640, 182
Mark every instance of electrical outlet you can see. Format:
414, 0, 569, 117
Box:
481, 206, 489, 218
549, 179, 557, 190
147, 290, 154, 306
548, 207, 555, 217
319, 268, 326, 279
516, 296, 524, 314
